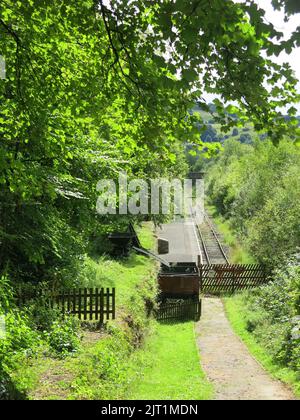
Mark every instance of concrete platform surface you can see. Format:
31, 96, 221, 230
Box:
157, 218, 201, 263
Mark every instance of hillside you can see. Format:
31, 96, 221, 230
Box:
191, 103, 300, 145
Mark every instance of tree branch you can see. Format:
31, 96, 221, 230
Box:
98, 0, 142, 100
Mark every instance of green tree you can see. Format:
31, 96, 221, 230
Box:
207, 138, 300, 266
0, 0, 299, 284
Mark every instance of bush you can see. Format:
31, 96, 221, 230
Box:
0, 278, 83, 398
207, 138, 300, 266
30, 305, 62, 332
71, 324, 132, 399
0, 275, 14, 312
245, 310, 268, 333
290, 318, 300, 370
47, 317, 81, 357
0, 308, 41, 400
240, 261, 300, 372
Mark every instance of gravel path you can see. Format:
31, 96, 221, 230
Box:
196, 298, 295, 400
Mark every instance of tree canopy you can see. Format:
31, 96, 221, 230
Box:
0, 0, 299, 284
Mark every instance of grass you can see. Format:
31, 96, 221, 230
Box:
126, 321, 213, 400
11, 223, 159, 400
80, 222, 158, 309
13, 222, 213, 400
24, 320, 214, 400
207, 205, 255, 264
224, 294, 300, 398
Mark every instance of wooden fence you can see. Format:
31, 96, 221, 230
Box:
199, 264, 268, 294
156, 299, 201, 322
16, 287, 116, 322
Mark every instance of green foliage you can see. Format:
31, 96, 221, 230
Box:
225, 292, 300, 396
229, 262, 300, 376
2, 311, 40, 355
0, 0, 299, 399
272, 0, 300, 16
46, 317, 81, 357
0, 275, 14, 312
69, 324, 133, 399
1, 225, 159, 400
207, 138, 300, 266
207, 206, 256, 264
0, 0, 299, 288
0, 308, 41, 399
0, 0, 189, 286
225, 259, 300, 394
0, 276, 39, 398
127, 322, 213, 400
28, 303, 62, 333
0, 277, 83, 398
207, 128, 300, 392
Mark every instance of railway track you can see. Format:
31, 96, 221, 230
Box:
194, 211, 229, 265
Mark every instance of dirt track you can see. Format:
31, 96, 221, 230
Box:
196, 298, 295, 401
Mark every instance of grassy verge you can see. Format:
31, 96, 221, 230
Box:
224, 294, 300, 398
11, 223, 159, 399
79, 224, 157, 313
12, 223, 212, 400
207, 205, 255, 264
126, 321, 213, 400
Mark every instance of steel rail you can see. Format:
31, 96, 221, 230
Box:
203, 212, 230, 264
195, 222, 210, 265
189, 206, 210, 265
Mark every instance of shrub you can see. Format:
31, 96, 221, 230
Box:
71, 324, 132, 399
47, 317, 81, 357
290, 317, 300, 370
207, 138, 300, 266
0, 309, 41, 400
31, 305, 62, 332
241, 261, 300, 372
26, 297, 62, 332
245, 310, 268, 333
0, 275, 14, 312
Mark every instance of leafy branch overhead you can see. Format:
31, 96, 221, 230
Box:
95, 0, 300, 142
0, 0, 299, 284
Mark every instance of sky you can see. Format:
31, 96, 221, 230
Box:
254, 0, 299, 79
255, 0, 300, 114
104, 0, 300, 111
236, 0, 300, 112
204, 0, 300, 112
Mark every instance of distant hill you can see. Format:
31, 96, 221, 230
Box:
190, 103, 300, 145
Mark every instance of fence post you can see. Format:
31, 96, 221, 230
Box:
199, 264, 203, 294
112, 288, 116, 320
73, 289, 76, 316
106, 288, 110, 320
231, 269, 236, 295
83, 288, 88, 321
100, 288, 104, 324
78, 289, 82, 320
89, 288, 93, 320
61, 290, 65, 318
197, 255, 201, 268
67, 290, 71, 314
95, 288, 99, 321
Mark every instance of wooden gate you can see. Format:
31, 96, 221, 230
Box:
199, 264, 268, 294
156, 299, 201, 322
